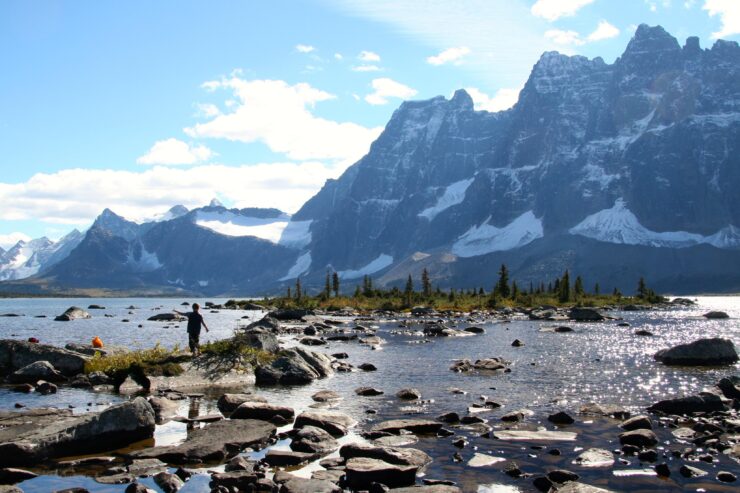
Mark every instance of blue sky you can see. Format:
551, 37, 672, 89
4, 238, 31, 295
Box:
0, 0, 738, 247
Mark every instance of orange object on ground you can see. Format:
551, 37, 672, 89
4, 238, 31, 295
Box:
92, 336, 104, 348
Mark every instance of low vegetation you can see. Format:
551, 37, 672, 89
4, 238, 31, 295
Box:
84, 343, 187, 377
200, 335, 275, 369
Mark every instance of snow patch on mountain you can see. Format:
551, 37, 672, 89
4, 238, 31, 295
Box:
278, 220, 312, 249
279, 252, 312, 281
126, 243, 162, 272
570, 199, 740, 248
0, 238, 54, 281
195, 210, 291, 243
338, 254, 394, 279
418, 178, 474, 221
452, 211, 544, 258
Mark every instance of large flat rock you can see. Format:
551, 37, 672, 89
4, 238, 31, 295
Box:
119, 361, 255, 393
654, 337, 738, 366
371, 419, 443, 435
130, 419, 275, 464
0, 398, 155, 467
0, 339, 88, 376
492, 429, 577, 441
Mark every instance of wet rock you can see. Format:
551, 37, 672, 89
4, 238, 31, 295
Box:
464, 326, 485, 334
511, 339, 524, 347
8, 361, 65, 383
619, 429, 658, 447
557, 483, 614, 493
311, 469, 344, 483
679, 464, 708, 477
281, 477, 342, 493
620, 415, 652, 431
312, 390, 341, 402
344, 457, 417, 489
339, 443, 431, 468
647, 393, 727, 415
579, 402, 630, 419
130, 419, 275, 464
0, 467, 37, 484
216, 393, 267, 413
438, 412, 460, 424
703, 311, 729, 319
654, 338, 738, 366
245, 316, 281, 333
555, 326, 574, 333
532, 476, 554, 492
501, 409, 534, 422
146, 313, 185, 322
303, 326, 318, 336
225, 455, 258, 472
503, 462, 523, 477
717, 471, 737, 482
392, 486, 461, 493
372, 419, 443, 435
331, 353, 348, 360
267, 308, 314, 321
358, 363, 377, 372
492, 430, 577, 441
209, 471, 260, 490
231, 402, 294, 422
300, 337, 326, 346
548, 411, 574, 425
54, 306, 92, 321
294, 410, 356, 437
153, 471, 183, 493
718, 376, 740, 399
547, 469, 579, 483
396, 388, 421, 400
36, 380, 58, 395
0, 398, 155, 467
148, 396, 180, 423
255, 348, 333, 385
568, 308, 605, 321
635, 330, 653, 336
125, 483, 155, 493
573, 448, 614, 468
290, 425, 338, 454
655, 463, 670, 477
263, 449, 318, 466
0, 340, 87, 376
638, 449, 658, 462
356, 387, 384, 396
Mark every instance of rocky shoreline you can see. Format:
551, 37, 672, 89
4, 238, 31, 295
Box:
0, 302, 738, 492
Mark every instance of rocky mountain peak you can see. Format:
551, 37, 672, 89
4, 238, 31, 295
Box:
209, 198, 224, 208
450, 89, 474, 111
618, 24, 680, 72
168, 205, 189, 217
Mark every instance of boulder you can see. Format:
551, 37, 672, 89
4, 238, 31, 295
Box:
36, 381, 57, 394
312, 390, 341, 402
358, 363, 377, 372
217, 393, 267, 413
300, 337, 327, 346
290, 426, 338, 454
371, 419, 443, 435
153, 471, 184, 493
267, 309, 314, 321
54, 306, 91, 321
396, 388, 421, 400
654, 338, 738, 366
148, 396, 180, 423
579, 402, 630, 419
344, 457, 417, 489
0, 467, 37, 484
147, 313, 185, 322
0, 398, 155, 467
548, 411, 574, 425
256, 348, 333, 385
618, 429, 658, 447
209, 471, 260, 490
573, 448, 614, 468
0, 340, 88, 376
339, 443, 431, 468
281, 478, 342, 493
231, 402, 294, 422
647, 393, 728, 415
568, 308, 605, 321
703, 311, 729, 319
263, 449, 317, 467
130, 419, 275, 464
620, 415, 652, 431
244, 316, 281, 333
718, 376, 740, 399
241, 329, 279, 353
356, 387, 384, 396
501, 409, 534, 422
463, 326, 485, 334
294, 410, 356, 437
7, 361, 65, 383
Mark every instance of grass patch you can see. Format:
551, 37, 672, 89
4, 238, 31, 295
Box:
84, 343, 186, 376
200, 335, 275, 368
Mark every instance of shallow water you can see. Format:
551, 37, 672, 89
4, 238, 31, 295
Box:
1, 296, 738, 492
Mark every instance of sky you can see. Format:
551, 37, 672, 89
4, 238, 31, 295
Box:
0, 0, 738, 248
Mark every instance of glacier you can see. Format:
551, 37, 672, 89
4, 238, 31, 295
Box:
418, 178, 474, 221
338, 254, 394, 280
452, 211, 544, 258
279, 252, 312, 281
569, 199, 740, 248
194, 210, 311, 249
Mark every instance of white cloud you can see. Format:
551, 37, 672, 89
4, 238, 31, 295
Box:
531, 0, 594, 21
587, 20, 620, 41
0, 162, 352, 227
136, 138, 215, 166
351, 64, 381, 72
195, 103, 221, 118
296, 44, 316, 53
358, 50, 381, 62
185, 77, 382, 162
334, 53, 344, 60
465, 87, 520, 112
704, 0, 740, 38
426, 46, 471, 65
364, 78, 418, 105
545, 29, 584, 46
0, 232, 31, 249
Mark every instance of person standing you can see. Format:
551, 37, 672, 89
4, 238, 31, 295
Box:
174, 303, 209, 356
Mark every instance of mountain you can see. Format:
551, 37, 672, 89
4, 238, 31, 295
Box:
0, 230, 83, 281
4, 24, 740, 295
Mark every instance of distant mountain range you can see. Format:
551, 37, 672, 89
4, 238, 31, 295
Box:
3, 24, 740, 296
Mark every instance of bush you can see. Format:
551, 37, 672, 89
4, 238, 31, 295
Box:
84, 343, 182, 375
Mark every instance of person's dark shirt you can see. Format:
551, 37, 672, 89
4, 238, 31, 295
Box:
186, 311, 204, 334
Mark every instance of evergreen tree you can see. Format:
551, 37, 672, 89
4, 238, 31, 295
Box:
448, 287, 456, 302
511, 280, 519, 300
295, 278, 302, 301
487, 286, 498, 308
553, 279, 560, 293
404, 275, 414, 306
353, 285, 361, 298
332, 272, 340, 297
574, 275, 584, 297
558, 270, 570, 303
594, 283, 600, 295
421, 268, 432, 298
637, 277, 648, 299
286, 287, 291, 299
324, 271, 332, 298
496, 264, 511, 298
